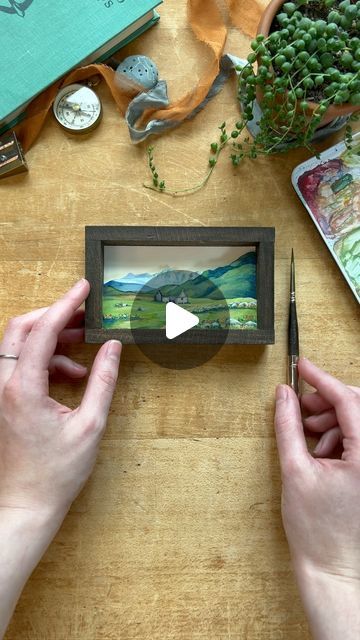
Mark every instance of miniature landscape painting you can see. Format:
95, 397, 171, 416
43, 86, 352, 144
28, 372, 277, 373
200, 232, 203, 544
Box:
103, 245, 257, 330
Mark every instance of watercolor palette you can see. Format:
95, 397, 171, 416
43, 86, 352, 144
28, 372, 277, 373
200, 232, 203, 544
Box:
292, 133, 360, 304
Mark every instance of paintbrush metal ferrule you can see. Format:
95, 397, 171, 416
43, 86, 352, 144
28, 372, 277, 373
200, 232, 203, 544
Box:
288, 354, 299, 395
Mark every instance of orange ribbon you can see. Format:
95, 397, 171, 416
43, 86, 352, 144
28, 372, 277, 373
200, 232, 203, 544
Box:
15, 0, 262, 152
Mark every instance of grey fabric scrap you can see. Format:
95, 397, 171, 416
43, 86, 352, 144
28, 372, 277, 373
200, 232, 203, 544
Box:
125, 55, 246, 144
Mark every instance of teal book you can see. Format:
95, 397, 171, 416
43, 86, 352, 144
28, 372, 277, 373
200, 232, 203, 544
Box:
0, 0, 162, 130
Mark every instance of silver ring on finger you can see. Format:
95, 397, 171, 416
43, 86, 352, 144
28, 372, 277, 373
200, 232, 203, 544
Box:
0, 354, 19, 360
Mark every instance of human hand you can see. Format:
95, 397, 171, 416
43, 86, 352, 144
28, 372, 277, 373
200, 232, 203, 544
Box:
0, 279, 122, 520
275, 357, 360, 639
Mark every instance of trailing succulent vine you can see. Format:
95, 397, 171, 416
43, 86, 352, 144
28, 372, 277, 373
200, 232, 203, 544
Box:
144, 0, 360, 197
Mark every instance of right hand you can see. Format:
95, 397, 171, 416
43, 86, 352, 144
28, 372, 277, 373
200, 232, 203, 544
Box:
274, 357, 360, 578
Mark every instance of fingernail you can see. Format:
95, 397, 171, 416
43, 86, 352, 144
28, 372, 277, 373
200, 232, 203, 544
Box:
276, 384, 288, 401
73, 362, 87, 370
313, 440, 324, 455
107, 340, 122, 360
75, 278, 86, 288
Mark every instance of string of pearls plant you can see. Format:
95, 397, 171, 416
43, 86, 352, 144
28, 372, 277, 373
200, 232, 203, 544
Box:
144, 0, 360, 197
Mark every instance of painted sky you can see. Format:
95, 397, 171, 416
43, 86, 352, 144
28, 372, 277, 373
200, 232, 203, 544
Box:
104, 245, 256, 282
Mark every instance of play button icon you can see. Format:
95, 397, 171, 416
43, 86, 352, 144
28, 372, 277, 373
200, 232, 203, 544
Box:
130, 269, 229, 369
166, 302, 199, 339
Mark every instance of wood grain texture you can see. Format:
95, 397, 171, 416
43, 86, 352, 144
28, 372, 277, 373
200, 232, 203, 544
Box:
1, 0, 359, 638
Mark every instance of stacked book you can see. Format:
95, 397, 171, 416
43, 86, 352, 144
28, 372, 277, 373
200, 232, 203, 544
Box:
0, 0, 162, 134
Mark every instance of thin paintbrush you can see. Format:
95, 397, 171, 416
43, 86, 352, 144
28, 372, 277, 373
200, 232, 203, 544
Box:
288, 249, 299, 395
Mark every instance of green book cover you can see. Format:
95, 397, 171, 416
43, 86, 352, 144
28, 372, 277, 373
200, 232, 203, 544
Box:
0, 0, 162, 125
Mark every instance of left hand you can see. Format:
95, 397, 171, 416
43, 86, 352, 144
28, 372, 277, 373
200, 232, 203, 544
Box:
0, 278, 122, 520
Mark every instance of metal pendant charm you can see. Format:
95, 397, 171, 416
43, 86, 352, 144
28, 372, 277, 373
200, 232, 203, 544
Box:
115, 55, 159, 95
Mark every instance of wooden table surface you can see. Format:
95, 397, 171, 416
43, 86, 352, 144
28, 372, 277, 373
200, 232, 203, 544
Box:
1, 1, 359, 638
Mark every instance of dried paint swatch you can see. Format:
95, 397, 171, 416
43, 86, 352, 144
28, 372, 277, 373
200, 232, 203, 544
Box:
292, 135, 360, 303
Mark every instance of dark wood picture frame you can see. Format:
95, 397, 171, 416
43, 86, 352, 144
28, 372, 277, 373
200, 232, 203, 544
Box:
85, 226, 275, 344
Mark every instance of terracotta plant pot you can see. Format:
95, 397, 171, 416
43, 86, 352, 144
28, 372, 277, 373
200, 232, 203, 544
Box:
256, 0, 360, 127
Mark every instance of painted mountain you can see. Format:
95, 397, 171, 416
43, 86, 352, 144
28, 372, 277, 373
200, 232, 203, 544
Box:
106, 279, 154, 293
104, 252, 256, 299
105, 267, 199, 293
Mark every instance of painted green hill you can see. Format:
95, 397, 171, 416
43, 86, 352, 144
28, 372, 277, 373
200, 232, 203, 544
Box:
147, 251, 256, 300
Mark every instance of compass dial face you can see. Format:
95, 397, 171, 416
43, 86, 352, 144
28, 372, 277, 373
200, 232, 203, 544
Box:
53, 84, 102, 133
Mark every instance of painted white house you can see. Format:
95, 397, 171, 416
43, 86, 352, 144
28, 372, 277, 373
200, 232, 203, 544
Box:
154, 290, 188, 304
